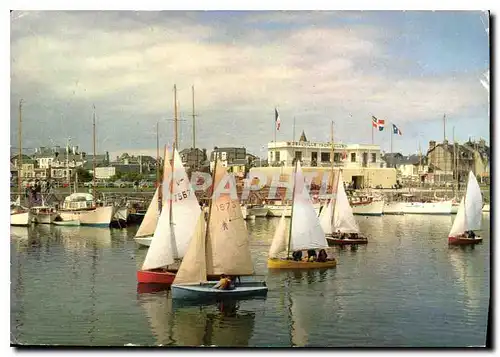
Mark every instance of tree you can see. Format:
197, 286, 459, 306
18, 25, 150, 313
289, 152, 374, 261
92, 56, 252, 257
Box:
74, 167, 92, 182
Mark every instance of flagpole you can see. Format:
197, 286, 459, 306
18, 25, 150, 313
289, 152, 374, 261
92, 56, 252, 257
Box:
274, 108, 277, 165
371, 121, 374, 145
390, 124, 393, 154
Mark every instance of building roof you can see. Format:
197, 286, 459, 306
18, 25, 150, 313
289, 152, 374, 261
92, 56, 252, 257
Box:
382, 153, 427, 166
299, 130, 308, 142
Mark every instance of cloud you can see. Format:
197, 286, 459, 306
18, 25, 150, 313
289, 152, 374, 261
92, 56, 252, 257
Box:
10, 11, 489, 157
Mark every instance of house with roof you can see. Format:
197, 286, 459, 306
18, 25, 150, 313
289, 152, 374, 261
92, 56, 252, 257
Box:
426, 138, 489, 184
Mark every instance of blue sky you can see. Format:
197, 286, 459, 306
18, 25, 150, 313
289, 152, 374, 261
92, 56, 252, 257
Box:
10, 10, 489, 158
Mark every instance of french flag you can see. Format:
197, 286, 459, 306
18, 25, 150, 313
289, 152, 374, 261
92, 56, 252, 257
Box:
392, 124, 402, 135
275, 108, 281, 131
372, 116, 385, 131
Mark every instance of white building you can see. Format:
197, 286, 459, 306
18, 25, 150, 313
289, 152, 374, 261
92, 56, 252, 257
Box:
268, 131, 383, 169
95, 167, 116, 180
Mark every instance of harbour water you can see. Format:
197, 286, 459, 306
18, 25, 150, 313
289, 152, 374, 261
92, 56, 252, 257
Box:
10, 214, 490, 347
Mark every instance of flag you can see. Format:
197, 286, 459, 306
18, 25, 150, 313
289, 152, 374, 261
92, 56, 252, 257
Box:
392, 124, 402, 135
275, 108, 281, 130
372, 116, 385, 131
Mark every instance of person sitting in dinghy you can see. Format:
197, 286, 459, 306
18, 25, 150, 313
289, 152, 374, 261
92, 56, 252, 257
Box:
307, 249, 317, 262
213, 274, 232, 290
317, 249, 328, 263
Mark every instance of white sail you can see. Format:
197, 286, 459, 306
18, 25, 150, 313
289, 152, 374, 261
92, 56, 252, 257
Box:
464, 171, 483, 231
172, 213, 207, 285
170, 149, 202, 258
269, 212, 288, 258
319, 199, 334, 234
206, 159, 254, 276
449, 197, 466, 237
135, 188, 160, 238
141, 198, 175, 270
142, 148, 175, 271
289, 161, 328, 251
333, 172, 360, 233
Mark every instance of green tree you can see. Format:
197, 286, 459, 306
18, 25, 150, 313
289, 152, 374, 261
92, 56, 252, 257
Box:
74, 167, 92, 182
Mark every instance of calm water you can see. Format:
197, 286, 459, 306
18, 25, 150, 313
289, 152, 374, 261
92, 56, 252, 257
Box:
10, 214, 490, 347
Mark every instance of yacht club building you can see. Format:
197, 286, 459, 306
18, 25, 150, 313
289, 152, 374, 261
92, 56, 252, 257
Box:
253, 131, 397, 189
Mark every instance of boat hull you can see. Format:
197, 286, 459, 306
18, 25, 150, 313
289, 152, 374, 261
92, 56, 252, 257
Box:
383, 202, 406, 215
326, 236, 368, 245
134, 236, 152, 247
448, 236, 483, 246
10, 212, 30, 226
32, 213, 58, 224
137, 269, 176, 285
53, 219, 81, 226
59, 206, 114, 227
247, 206, 269, 217
113, 207, 129, 222
171, 282, 268, 300
267, 203, 321, 217
351, 200, 384, 216
402, 201, 453, 215
267, 258, 337, 270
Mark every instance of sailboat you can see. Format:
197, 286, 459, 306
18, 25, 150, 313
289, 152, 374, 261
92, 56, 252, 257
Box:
267, 160, 336, 269
171, 158, 268, 301
319, 170, 368, 245
136, 147, 202, 285
11, 99, 30, 227
134, 186, 160, 247
448, 171, 483, 245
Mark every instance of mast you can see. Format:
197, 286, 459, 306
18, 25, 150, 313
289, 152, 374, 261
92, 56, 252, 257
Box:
192, 85, 196, 149
329, 121, 339, 229
293, 117, 296, 142
169, 86, 178, 228
92, 105, 96, 200
174, 84, 178, 150
286, 160, 298, 259
17, 99, 23, 202
156, 121, 162, 211
204, 154, 218, 247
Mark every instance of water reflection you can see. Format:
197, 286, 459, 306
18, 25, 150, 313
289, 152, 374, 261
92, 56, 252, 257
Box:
448, 247, 485, 312
137, 292, 257, 347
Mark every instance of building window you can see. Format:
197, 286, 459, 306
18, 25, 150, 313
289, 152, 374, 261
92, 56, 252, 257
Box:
275, 151, 280, 162
320, 152, 330, 162
351, 153, 356, 162
295, 151, 302, 161
334, 153, 341, 162
371, 153, 377, 163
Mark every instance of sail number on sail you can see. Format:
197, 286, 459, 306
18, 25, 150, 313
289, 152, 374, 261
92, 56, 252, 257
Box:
216, 202, 237, 211
174, 189, 191, 202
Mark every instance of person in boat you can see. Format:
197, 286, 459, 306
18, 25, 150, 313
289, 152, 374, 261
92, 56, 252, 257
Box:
213, 274, 232, 290
292, 250, 303, 261
317, 249, 328, 262
307, 249, 317, 262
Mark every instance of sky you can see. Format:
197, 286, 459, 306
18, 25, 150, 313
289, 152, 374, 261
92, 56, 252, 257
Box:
10, 10, 490, 159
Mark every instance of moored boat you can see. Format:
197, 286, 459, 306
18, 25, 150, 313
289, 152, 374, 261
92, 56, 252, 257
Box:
53, 219, 81, 226
350, 195, 384, 216
246, 204, 269, 217
448, 171, 483, 246
171, 158, 268, 300
58, 193, 115, 227
10, 206, 31, 227
30, 204, 58, 224
400, 194, 453, 215
267, 160, 336, 270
